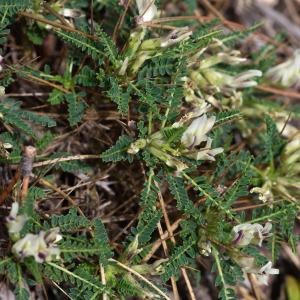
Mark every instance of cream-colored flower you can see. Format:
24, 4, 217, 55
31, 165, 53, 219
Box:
250, 183, 274, 203
181, 114, 216, 149
266, 49, 300, 88
136, 0, 157, 24
255, 261, 279, 285
226, 70, 262, 89
6, 202, 28, 235
189, 137, 223, 161
232, 222, 272, 247
160, 27, 192, 48
12, 228, 62, 263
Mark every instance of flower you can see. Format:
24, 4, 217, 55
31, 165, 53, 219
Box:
6, 202, 28, 236
12, 228, 62, 263
188, 137, 224, 161
227, 70, 262, 89
181, 114, 216, 149
136, 0, 157, 24
250, 183, 274, 204
160, 27, 192, 48
181, 114, 223, 161
232, 222, 272, 247
265, 49, 300, 88
255, 261, 279, 285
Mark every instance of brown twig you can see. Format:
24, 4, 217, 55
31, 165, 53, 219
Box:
247, 273, 263, 300
113, 0, 133, 43
155, 181, 197, 300
256, 84, 300, 99
19, 12, 97, 40
33, 154, 100, 168
0, 171, 20, 206
36, 176, 85, 216
157, 222, 180, 300
20, 146, 37, 203
43, 3, 70, 26
143, 218, 183, 263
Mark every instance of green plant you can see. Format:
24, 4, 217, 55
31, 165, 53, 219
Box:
0, 1, 299, 299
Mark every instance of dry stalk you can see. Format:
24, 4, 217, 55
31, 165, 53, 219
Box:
20, 146, 37, 203
157, 222, 180, 300
155, 181, 197, 300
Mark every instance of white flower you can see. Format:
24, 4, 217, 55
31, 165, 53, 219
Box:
60, 8, 83, 18
266, 49, 300, 88
181, 114, 216, 149
160, 27, 192, 48
6, 202, 28, 235
255, 261, 279, 285
190, 137, 223, 161
227, 70, 262, 89
232, 222, 272, 247
136, 0, 157, 24
12, 228, 62, 263
250, 183, 274, 203
181, 114, 223, 161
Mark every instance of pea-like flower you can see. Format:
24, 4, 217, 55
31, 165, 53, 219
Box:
250, 183, 274, 204
136, 0, 157, 24
265, 49, 300, 88
181, 114, 216, 149
181, 114, 223, 161
6, 202, 28, 236
232, 222, 272, 247
160, 27, 192, 48
255, 261, 279, 285
233, 254, 279, 285
12, 228, 62, 263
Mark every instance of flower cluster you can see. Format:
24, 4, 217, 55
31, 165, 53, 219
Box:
230, 222, 279, 285
251, 130, 300, 205
6, 203, 62, 263
128, 106, 223, 171
232, 222, 272, 247
181, 43, 262, 111
266, 49, 300, 88
12, 228, 62, 263
118, 1, 192, 75
233, 254, 279, 285
6, 202, 28, 238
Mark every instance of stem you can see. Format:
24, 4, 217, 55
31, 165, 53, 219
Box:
108, 258, 171, 300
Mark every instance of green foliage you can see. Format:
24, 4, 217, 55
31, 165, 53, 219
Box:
44, 262, 110, 298
0, 3, 297, 299
95, 25, 120, 67
75, 66, 97, 87
261, 114, 285, 165
135, 208, 162, 246
65, 93, 87, 126
100, 135, 133, 162
107, 77, 130, 115
167, 175, 202, 221
22, 187, 44, 217
50, 208, 90, 231
161, 238, 196, 282
55, 30, 104, 62
0, 99, 56, 138
94, 219, 113, 265
0, 0, 31, 17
